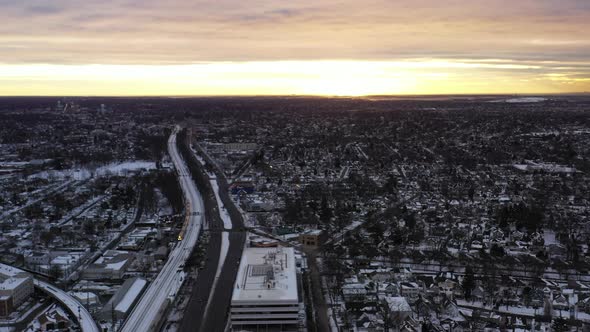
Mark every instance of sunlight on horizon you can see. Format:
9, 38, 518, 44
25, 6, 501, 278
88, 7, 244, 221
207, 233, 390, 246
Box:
1, 60, 589, 96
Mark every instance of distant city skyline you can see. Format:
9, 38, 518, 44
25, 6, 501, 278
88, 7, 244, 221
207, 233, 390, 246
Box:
1, 0, 590, 96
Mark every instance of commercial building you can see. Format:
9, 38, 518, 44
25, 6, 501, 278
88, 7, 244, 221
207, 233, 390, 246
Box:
83, 250, 134, 280
230, 247, 301, 331
29, 249, 90, 278
97, 277, 147, 321
0, 263, 34, 317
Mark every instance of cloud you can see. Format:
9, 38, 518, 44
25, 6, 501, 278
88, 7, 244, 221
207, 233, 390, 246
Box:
0, 0, 588, 66
25, 5, 63, 15
1, 0, 589, 94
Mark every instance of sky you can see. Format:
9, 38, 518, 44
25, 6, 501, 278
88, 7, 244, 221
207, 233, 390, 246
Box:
1, 0, 590, 96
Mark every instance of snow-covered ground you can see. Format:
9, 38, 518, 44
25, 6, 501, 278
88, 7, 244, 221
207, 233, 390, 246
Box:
457, 299, 590, 321
505, 97, 547, 103
202, 232, 230, 322
29, 161, 156, 181
192, 150, 207, 166
58, 195, 106, 226
0, 180, 74, 219
327, 220, 363, 245
24, 304, 71, 332
189, 146, 217, 178
154, 188, 174, 216
216, 232, 230, 284
513, 162, 576, 173
490, 97, 547, 103
544, 229, 557, 245
210, 180, 232, 230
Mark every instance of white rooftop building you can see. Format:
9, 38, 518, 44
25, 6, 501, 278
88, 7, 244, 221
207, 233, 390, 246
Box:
83, 250, 133, 280
0, 263, 34, 316
230, 246, 300, 331
97, 277, 147, 321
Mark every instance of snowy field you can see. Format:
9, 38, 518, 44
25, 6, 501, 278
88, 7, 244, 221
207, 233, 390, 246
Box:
29, 161, 157, 180
489, 97, 547, 103
505, 97, 547, 103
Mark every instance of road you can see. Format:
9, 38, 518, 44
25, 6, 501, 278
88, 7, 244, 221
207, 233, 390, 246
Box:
34, 279, 99, 332
2, 263, 98, 332
303, 250, 331, 332
120, 127, 205, 332
0, 179, 76, 220
178, 136, 246, 332
57, 194, 106, 226
194, 145, 247, 332
67, 192, 144, 281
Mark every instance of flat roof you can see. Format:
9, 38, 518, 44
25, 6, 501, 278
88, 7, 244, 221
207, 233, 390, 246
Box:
301, 229, 323, 236
0, 264, 30, 292
115, 278, 147, 314
232, 247, 298, 304
0, 277, 29, 291
0, 263, 25, 278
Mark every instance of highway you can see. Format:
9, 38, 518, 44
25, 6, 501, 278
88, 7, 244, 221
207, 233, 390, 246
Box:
120, 127, 205, 332
34, 279, 100, 332
178, 140, 246, 332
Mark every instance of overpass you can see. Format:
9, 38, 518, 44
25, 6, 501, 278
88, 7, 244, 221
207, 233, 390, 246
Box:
1, 263, 98, 332
34, 279, 100, 332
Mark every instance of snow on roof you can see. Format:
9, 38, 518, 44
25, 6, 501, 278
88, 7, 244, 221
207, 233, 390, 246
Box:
385, 296, 411, 312
0, 263, 30, 291
0, 263, 26, 278
51, 253, 83, 266
0, 276, 29, 291
232, 247, 298, 304
105, 259, 128, 271
301, 229, 323, 236
92, 251, 130, 271
115, 278, 147, 314
70, 292, 99, 305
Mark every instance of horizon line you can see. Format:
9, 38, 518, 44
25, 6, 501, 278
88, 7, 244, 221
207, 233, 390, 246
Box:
0, 92, 589, 99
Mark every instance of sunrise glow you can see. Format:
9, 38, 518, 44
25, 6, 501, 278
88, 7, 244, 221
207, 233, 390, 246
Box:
1, 0, 590, 96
